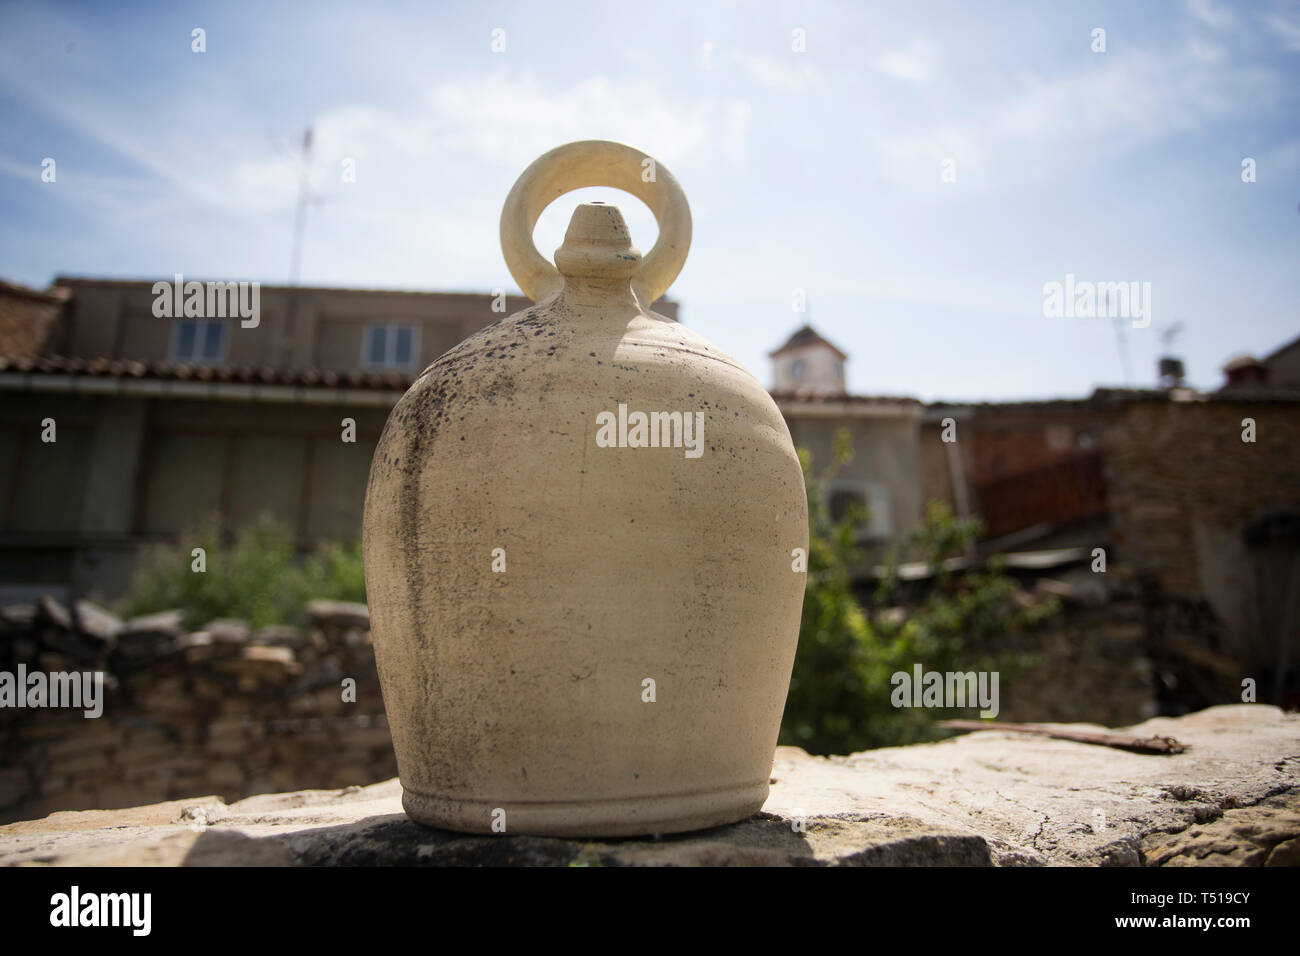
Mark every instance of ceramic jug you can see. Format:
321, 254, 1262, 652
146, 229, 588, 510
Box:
362, 140, 808, 836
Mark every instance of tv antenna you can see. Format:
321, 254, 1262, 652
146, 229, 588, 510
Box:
1101, 288, 1133, 386
288, 126, 323, 286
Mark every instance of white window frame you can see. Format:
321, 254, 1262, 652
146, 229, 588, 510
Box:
829, 479, 893, 541
169, 318, 229, 364
362, 323, 420, 370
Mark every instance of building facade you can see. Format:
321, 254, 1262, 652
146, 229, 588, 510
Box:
766, 325, 924, 564
1, 278, 684, 602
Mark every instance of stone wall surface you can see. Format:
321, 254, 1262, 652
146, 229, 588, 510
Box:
1101, 398, 1300, 703
2, 584, 1248, 820
0, 598, 395, 822
1102, 398, 1300, 598
1, 705, 1294, 866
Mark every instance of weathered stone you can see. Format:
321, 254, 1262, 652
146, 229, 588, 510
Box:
205, 619, 251, 645
0, 602, 37, 631
178, 630, 217, 663
305, 600, 369, 632
72, 599, 122, 645
2, 705, 1293, 866
35, 595, 71, 630
239, 645, 295, 666
252, 625, 304, 648
117, 609, 185, 658
1140, 792, 1300, 866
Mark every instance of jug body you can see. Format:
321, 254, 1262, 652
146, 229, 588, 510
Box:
362, 141, 808, 836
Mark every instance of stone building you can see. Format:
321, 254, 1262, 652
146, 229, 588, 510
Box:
918, 396, 1113, 549
917, 348, 1300, 706
2, 278, 656, 601
0, 280, 67, 358
1219, 334, 1300, 393
767, 325, 923, 563
0, 277, 690, 603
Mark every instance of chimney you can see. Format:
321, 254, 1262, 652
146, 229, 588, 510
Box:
1221, 354, 1268, 391
1157, 356, 1184, 389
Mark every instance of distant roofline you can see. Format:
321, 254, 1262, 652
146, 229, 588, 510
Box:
52, 276, 517, 299
1264, 333, 1300, 364
770, 388, 919, 405
924, 385, 1300, 416
0, 279, 70, 304
51, 275, 678, 306
0, 355, 412, 401
769, 324, 849, 360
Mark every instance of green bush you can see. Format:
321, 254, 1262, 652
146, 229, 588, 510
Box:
778, 433, 1056, 755
119, 514, 365, 630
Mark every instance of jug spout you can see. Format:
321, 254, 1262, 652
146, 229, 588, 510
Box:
554, 202, 642, 286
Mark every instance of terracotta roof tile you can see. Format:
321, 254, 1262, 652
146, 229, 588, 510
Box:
769, 324, 849, 360
0, 355, 417, 390
770, 388, 920, 405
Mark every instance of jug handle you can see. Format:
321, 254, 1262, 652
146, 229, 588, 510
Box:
499, 140, 692, 306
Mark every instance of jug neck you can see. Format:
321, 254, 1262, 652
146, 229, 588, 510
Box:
553, 202, 644, 312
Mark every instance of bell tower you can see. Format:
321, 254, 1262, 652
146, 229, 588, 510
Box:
769, 324, 848, 394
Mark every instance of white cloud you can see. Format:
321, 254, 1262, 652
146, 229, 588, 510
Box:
876, 41, 938, 82
1263, 11, 1300, 51
1187, 36, 1227, 62
1187, 0, 1238, 31
872, 43, 1283, 196
732, 51, 816, 92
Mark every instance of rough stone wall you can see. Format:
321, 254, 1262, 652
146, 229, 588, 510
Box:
4, 705, 1293, 867
1103, 400, 1296, 604
0, 599, 395, 823
1101, 398, 1300, 595
992, 594, 1158, 727
1100, 398, 1300, 703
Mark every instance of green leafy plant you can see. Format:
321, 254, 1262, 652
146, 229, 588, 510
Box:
778, 432, 1056, 755
119, 514, 366, 630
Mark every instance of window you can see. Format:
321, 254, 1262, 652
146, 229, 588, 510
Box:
363, 324, 419, 370
829, 488, 864, 524
791, 359, 806, 380
170, 319, 228, 364
829, 481, 893, 540
170, 321, 228, 366
865, 484, 892, 539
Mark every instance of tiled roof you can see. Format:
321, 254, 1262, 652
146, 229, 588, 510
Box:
769, 324, 849, 359
0, 355, 415, 390
50, 276, 679, 311
769, 388, 921, 406
0, 280, 68, 359
1265, 333, 1300, 364
925, 385, 1300, 413
52, 277, 504, 300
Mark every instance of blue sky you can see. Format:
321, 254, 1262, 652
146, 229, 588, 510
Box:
1, 0, 1297, 400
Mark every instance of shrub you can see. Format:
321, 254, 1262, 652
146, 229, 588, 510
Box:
119, 514, 365, 630
778, 432, 1056, 755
